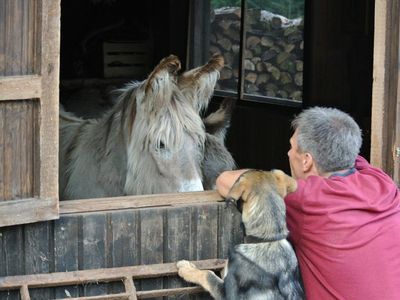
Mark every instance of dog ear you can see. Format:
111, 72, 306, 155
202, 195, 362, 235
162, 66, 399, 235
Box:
226, 175, 247, 201
271, 169, 298, 197
226, 169, 257, 201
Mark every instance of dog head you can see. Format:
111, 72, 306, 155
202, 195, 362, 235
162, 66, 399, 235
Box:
226, 169, 297, 241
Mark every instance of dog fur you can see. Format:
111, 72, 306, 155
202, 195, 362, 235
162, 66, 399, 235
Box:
177, 169, 304, 299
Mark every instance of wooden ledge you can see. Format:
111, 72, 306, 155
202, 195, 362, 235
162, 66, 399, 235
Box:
60, 190, 224, 215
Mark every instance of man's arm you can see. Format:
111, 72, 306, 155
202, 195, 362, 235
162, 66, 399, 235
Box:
216, 169, 250, 198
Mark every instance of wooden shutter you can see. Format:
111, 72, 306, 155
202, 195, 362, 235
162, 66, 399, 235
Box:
0, 0, 60, 226
371, 0, 400, 185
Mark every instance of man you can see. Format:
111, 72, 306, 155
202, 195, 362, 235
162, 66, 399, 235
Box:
216, 107, 400, 300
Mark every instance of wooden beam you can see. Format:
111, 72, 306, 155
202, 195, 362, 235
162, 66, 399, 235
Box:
123, 277, 137, 300
0, 259, 226, 290
0, 197, 58, 227
20, 285, 31, 300
136, 286, 204, 298
60, 190, 224, 215
38, 0, 60, 203
57, 294, 129, 300
0, 75, 41, 100
371, 0, 400, 175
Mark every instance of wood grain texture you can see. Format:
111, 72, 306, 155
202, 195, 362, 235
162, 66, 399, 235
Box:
0, 76, 41, 100
0, 202, 243, 298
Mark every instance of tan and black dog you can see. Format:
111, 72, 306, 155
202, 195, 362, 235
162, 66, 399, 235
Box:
177, 169, 304, 299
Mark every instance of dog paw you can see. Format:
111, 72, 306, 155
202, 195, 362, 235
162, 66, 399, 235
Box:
177, 260, 198, 280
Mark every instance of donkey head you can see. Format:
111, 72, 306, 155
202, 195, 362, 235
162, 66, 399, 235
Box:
124, 55, 223, 194
59, 54, 232, 199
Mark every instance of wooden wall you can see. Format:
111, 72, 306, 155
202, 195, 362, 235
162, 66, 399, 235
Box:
0, 0, 38, 76
0, 202, 243, 299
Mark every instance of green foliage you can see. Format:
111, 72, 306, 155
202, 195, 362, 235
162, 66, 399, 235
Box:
211, 0, 304, 19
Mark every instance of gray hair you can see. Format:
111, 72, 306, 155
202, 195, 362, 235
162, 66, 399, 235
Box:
291, 107, 362, 173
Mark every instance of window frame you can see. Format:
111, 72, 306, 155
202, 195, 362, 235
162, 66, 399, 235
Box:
188, 0, 304, 108
0, 0, 60, 227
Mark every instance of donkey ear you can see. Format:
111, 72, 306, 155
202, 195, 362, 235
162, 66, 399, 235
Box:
203, 98, 236, 139
140, 55, 181, 111
178, 54, 224, 113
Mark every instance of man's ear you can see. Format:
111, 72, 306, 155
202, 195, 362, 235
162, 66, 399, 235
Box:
302, 152, 314, 173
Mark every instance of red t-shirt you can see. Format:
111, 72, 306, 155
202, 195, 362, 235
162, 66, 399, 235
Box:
285, 156, 400, 300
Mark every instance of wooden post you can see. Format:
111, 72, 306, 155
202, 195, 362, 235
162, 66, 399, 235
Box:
123, 277, 137, 300
20, 285, 31, 300
371, 0, 400, 183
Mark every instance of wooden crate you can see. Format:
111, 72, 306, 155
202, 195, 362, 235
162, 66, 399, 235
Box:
103, 40, 151, 78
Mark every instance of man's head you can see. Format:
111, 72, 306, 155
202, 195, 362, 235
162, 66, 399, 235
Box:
288, 107, 362, 179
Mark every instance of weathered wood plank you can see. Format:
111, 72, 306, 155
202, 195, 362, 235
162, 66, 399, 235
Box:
2, 103, 17, 200
38, 0, 60, 207
0, 103, 4, 201
81, 214, 108, 296
0, 198, 58, 227
136, 287, 205, 299
192, 205, 220, 300
0, 259, 226, 289
57, 294, 130, 300
192, 205, 219, 260
21, 0, 37, 75
5, 0, 23, 75
123, 277, 137, 300
0, 0, 5, 75
1, 225, 24, 276
0, 76, 42, 101
164, 207, 192, 299
24, 221, 52, 299
109, 210, 140, 294
218, 203, 244, 258
371, 0, 400, 177
1, 0, 37, 76
54, 215, 80, 298
139, 209, 164, 297
60, 191, 223, 215
0, 223, 22, 300
20, 284, 30, 300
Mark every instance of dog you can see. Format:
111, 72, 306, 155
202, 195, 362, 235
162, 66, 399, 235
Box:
177, 169, 304, 299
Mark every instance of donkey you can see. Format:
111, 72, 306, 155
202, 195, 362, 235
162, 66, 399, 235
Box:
59, 54, 235, 200
201, 98, 236, 189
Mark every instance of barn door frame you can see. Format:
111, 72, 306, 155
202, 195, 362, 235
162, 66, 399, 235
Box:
371, 0, 400, 185
0, 0, 60, 226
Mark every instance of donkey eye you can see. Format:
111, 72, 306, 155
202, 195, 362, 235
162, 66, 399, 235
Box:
158, 141, 166, 150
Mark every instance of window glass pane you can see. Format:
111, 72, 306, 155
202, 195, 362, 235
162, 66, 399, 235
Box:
244, 0, 304, 102
210, 1, 241, 93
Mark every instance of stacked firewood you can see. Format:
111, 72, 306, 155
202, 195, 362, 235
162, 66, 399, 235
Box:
210, 7, 304, 101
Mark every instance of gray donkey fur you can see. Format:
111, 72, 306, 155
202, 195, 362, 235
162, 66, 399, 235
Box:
202, 98, 236, 190
59, 54, 235, 200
